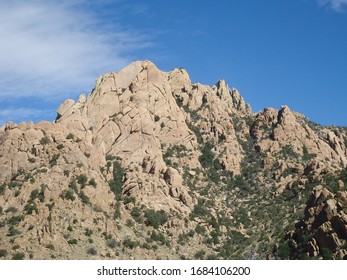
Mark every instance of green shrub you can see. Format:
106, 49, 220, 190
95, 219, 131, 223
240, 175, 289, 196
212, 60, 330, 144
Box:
0, 184, 5, 195
8, 215, 24, 226
190, 199, 209, 218
49, 154, 60, 166
321, 247, 333, 260
281, 145, 299, 159
106, 238, 119, 249
144, 209, 168, 229
40, 136, 50, 145
87, 248, 97, 255
30, 189, 39, 201
123, 196, 135, 205
61, 190, 75, 201
6, 207, 18, 213
8, 226, 21, 236
106, 154, 116, 161
57, 144, 64, 150
277, 242, 291, 259
194, 250, 206, 259
123, 237, 138, 249
199, 142, 215, 168
66, 133, 74, 140
67, 239, 78, 245
130, 206, 142, 223
45, 244, 55, 250
77, 174, 88, 187
85, 228, 93, 237
109, 159, 125, 199
0, 249, 8, 257
195, 224, 206, 234
12, 252, 25, 260
89, 179, 97, 188
150, 231, 166, 245
79, 191, 90, 204
24, 203, 38, 214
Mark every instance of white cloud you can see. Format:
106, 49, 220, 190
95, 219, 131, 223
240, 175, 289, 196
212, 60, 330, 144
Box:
317, 0, 347, 11
0, 0, 149, 100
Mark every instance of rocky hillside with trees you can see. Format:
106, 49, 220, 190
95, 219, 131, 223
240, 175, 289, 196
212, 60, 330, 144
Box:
0, 61, 346, 260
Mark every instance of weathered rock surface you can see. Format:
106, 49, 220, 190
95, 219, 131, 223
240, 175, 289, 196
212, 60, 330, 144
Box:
0, 61, 346, 260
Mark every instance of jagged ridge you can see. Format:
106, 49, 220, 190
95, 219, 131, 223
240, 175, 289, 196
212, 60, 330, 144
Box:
0, 61, 346, 260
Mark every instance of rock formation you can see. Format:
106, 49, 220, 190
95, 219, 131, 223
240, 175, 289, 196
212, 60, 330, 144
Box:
0, 61, 346, 259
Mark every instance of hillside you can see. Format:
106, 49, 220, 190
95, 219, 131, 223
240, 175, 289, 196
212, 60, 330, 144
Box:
0, 61, 346, 260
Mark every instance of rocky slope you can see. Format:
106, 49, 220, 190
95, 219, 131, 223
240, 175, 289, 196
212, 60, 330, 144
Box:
0, 61, 346, 260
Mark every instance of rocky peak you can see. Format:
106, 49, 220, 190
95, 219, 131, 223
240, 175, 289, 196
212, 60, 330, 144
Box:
1, 61, 347, 260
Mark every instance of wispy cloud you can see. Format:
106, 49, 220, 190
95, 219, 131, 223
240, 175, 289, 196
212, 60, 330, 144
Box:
0, 0, 149, 101
317, 0, 347, 12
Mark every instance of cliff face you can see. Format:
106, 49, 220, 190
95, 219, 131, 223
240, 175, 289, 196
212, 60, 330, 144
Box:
0, 61, 346, 260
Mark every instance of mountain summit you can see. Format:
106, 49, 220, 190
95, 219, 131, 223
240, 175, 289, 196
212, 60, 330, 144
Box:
0, 61, 347, 260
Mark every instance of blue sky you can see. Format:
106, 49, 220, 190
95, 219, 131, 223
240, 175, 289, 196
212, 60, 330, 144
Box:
0, 0, 346, 126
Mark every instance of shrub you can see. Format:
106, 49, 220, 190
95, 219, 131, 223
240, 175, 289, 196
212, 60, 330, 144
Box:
85, 228, 93, 237
67, 239, 78, 245
57, 144, 64, 150
130, 206, 142, 223
321, 247, 333, 260
12, 252, 25, 260
106, 238, 119, 249
281, 145, 299, 159
66, 133, 74, 140
190, 199, 209, 218
87, 248, 97, 255
84, 152, 91, 158
154, 115, 160, 122
77, 174, 88, 187
5, 207, 18, 213
150, 231, 166, 245
45, 244, 55, 250
194, 250, 206, 259
123, 196, 135, 205
28, 158, 36, 163
277, 242, 291, 259
30, 189, 39, 201
199, 142, 215, 168
63, 170, 70, 177
8, 226, 21, 236
144, 209, 168, 229
40, 136, 50, 145
49, 154, 60, 166
24, 203, 38, 215
0, 249, 8, 257
123, 237, 138, 249
0, 184, 5, 195
8, 215, 24, 226
89, 179, 97, 188
106, 154, 116, 161
61, 190, 75, 201
79, 191, 90, 204
109, 159, 125, 199
195, 224, 206, 234
0, 206, 3, 215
